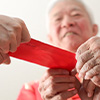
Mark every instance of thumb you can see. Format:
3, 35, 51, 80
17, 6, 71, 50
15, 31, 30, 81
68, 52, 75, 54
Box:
21, 24, 31, 43
71, 68, 77, 76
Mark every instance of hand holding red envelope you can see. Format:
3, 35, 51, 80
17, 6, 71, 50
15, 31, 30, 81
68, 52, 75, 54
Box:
9, 38, 76, 71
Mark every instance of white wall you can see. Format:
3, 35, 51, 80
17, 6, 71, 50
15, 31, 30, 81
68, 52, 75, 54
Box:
0, 0, 100, 100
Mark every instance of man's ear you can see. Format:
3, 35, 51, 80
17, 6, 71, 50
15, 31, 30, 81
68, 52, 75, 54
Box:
93, 24, 98, 36
47, 34, 53, 44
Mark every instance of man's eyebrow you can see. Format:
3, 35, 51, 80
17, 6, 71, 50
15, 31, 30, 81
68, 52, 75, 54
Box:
70, 7, 82, 12
53, 12, 61, 17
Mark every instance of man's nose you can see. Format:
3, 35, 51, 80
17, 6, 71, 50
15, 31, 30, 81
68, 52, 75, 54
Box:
61, 17, 75, 28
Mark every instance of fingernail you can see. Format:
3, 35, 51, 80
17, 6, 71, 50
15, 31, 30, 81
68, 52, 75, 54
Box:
88, 93, 92, 97
84, 75, 89, 80
85, 74, 90, 80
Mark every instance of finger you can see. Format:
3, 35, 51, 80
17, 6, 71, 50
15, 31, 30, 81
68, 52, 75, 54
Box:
76, 50, 93, 73
44, 83, 76, 97
0, 37, 10, 53
5, 19, 22, 47
48, 75, 76, 83
21, 23, 31, 43
75, 77, 81, 91
0, 53, 10, 64
83, 80, 89, 90
91, 74, 100, 87
0, 23, 11, 53
86, 81, 95, 97
0, 53, 4, 64
46, 89, 77, 100
76, 41, 89, 59
71, 68, 77, 76
9, 31, 17, 52
0, 42, 10, 53
93, 87, 100, 100
3, 54, 11, 64
85, 65, 100, 80
15, 18, 31, 43
79, 57, 96, 78
40, 69, 69, 82
43, 75, 75, 91
76, 36, 98, 59
14, 24, 22, 47
39, 75, 75, 93
89, 36, 100, 51
92, 49, 100, 59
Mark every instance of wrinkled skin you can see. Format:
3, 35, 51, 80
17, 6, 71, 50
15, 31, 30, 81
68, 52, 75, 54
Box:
78, 84, 100, 100
48, 0, 98, 53
0, 15, 31, 64
76, 36, 100, 97
38, 69, 79, 100
38, 68, 100, 100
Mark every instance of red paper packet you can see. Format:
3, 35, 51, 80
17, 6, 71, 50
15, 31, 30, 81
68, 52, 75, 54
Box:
9, 38, 76, 71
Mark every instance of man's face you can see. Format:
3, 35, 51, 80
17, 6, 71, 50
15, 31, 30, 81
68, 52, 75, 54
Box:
48, 0, 97, 53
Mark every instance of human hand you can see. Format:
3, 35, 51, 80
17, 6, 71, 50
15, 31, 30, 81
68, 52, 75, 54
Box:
78, 85, 92, 100
93, 87, 100, 100
0, 15, 31, 64
83, 79, 96, 97
38, 69, 78, 100
76, 36, 100, 87
78, 84, 100, 100
71, 68, 100, 100
0, 52, 10, 64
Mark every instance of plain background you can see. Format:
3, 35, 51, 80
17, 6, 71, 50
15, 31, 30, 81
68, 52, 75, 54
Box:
0, 0, 100, 100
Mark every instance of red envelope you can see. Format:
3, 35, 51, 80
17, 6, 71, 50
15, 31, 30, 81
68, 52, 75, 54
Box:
9, 38, 76, 71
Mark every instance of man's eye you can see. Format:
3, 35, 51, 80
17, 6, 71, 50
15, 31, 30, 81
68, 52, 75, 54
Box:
73, 13, 81, 16
55, 18, 62, 21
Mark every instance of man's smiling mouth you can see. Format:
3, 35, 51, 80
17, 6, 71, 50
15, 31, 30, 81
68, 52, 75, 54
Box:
63, 32, 76, 38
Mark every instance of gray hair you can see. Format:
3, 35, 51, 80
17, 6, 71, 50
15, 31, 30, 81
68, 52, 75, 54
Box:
45, 0, 95, 33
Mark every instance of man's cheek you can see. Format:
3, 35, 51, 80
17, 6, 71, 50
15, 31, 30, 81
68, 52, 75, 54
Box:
77, 18, 89, 30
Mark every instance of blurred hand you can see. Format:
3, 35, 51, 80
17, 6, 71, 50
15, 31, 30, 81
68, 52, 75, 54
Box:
93, 87, 100, 100
83, 79, 96, 97
78, 84, 100, 100
38, 69, 78, 100
0, 15, 31, 64
76, 36, 100, 87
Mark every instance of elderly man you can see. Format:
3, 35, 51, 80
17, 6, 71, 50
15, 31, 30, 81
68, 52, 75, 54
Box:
0, 0, 100, 100
17, 0, 100, 100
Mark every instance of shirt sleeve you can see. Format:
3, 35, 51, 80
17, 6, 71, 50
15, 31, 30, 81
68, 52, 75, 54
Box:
17, 82, 36, 100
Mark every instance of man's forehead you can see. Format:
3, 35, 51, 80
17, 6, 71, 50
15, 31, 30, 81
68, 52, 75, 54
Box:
49, 0, 86, 16
54, 7, 82, 16
50, 5, 84, 17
